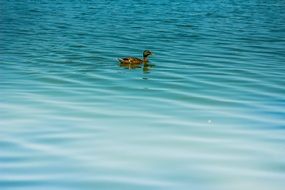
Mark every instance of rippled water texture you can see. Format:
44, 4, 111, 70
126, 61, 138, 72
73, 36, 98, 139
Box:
1, 0, 285, 190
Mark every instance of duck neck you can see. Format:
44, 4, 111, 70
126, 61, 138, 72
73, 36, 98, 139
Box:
143, 56, 149, 63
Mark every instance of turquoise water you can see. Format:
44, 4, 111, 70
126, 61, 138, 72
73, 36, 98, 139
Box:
1, 0, 285, 189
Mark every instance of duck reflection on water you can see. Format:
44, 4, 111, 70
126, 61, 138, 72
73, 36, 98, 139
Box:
119, 62, 154, 72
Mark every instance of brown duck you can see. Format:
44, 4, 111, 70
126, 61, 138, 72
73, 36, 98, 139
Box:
118, 50, 153, 65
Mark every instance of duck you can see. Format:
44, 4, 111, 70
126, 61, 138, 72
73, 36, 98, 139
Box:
118, 50, 153, 65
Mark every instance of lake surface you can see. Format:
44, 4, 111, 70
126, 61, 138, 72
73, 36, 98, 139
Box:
1, 0, 285, 190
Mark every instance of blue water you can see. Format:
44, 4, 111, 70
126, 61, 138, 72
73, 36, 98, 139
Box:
1, 0, 285, 190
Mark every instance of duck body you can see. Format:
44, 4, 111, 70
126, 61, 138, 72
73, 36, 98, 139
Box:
118, 57, 144, 65
118, 50, 152, 65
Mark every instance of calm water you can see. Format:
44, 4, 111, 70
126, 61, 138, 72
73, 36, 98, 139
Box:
1, 0, 285, 190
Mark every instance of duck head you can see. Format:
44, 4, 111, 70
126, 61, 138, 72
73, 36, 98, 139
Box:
143, 50, 153, 58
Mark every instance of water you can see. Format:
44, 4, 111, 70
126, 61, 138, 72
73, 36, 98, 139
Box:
1, 0, 285, 189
